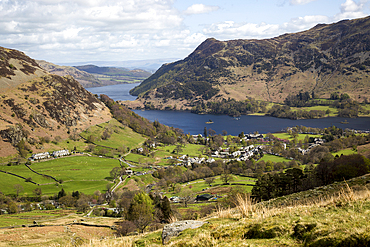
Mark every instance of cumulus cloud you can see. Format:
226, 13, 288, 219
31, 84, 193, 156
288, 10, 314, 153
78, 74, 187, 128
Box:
203, 21, 281, 40
1, 0, 369, 63
183, 4, 219, 15
202, 0, 369, 41
0, 0, 195, 61
335, 0, 369, 20
282, 15, 330, 32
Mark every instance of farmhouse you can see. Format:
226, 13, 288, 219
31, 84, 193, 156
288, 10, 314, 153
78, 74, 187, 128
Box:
52, 149, 70, 157
29, 152, 50, 160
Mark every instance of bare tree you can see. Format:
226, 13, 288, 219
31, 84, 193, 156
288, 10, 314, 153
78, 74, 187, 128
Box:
14, 184, 24, 197
179, 188, 194, 207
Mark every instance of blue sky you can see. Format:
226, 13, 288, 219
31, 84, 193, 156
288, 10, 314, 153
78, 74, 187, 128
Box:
1, 0, 369, 64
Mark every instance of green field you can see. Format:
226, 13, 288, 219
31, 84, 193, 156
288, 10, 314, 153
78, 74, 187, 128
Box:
290, 105, 338, 116
163, 175, 256, 198
0, 156, 119, 196
272, 132, 320, 141
81, 119, 146, 150
259, 154, 292, 163
332, 148, 357, 156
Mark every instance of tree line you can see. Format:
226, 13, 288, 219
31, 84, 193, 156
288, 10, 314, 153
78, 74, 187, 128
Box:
252, 154, 370, 201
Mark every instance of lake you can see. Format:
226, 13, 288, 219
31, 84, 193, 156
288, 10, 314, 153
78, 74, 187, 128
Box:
87, 83, 140, 101
87, 83, 370, 135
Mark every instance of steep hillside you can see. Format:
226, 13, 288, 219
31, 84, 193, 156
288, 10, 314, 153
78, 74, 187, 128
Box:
0, 47, 112, 158
37, 60, 103, 88
0, 48, 47, 91
129, 16, 370, 110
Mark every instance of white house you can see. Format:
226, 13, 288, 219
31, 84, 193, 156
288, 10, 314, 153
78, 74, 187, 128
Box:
52, 149, 70, 157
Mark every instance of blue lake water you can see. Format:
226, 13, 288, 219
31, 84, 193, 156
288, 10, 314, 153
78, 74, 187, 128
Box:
87, 83, 370, 135
87, 83, 140, 101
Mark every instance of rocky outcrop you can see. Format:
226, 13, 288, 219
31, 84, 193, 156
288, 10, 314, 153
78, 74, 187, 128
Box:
162, 220, 208, 245
0, 124, 28, 146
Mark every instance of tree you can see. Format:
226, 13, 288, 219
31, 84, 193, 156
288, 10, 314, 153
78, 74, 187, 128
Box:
265, 160, 274, 172
205, 177, 215, 186
57, 188, 66, 199
110, 167, 122, 180
76, 194, 90, 212
173, 145, 183, 155
208, 128, 216, 137
101, 128, 111, 140
179, 188, 194, 208
14, 184, 24, 197
59, 195, 77, 207
116, 220, 137, 236
198, 146, 207, 155
126, 192, 154, 233
33, 187, 42, 197
160, 196, 173, 223
220, 170, 234, 185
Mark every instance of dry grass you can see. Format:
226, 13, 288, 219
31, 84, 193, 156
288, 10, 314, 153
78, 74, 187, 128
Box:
214, 204, 232, 219
223, 181, 370, 222
3, 178, 369, 246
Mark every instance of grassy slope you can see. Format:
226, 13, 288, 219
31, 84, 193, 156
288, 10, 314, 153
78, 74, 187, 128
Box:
123, 174, 370, 247
80, 119, 146, 150
0, 156, 119, 195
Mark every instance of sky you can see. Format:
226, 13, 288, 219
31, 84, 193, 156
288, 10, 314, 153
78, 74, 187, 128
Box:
1, 0, 369, 64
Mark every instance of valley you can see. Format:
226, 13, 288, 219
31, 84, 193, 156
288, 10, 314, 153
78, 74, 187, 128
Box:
0, 92, 369, 246
1, 15, 370, 247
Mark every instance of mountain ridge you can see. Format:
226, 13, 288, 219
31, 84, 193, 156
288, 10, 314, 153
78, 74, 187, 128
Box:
128, 16, 370, 110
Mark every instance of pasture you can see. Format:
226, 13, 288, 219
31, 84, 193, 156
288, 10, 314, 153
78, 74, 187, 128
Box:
259, 154, 293, 163
0, 156, 119, 196
80, 119, 146, 150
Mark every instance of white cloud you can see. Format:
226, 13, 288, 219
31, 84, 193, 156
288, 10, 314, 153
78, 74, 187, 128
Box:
202, 0, 369, 41
1, 0, 369, 63
334, 0, 368, 20
290, 0, 317, 5
203, 21, 281, 40
0, 0, 191, 61
183, 4, 219, 15
283, 15, 330, 32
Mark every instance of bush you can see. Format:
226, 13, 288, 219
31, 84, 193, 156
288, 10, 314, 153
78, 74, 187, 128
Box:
116, 220, 137, 236
45, 203, 55, 210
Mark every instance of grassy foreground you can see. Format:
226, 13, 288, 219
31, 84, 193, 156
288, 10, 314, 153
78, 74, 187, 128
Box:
9, 174, 366, 247
129, 177, 370, 247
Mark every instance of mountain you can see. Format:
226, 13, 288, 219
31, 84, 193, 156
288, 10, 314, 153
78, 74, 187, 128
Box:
59, 58, 179, 73
0, 47, 111, 158
129, 16, 370, 110
37, 60, 103, 88
75, 64, 151, 78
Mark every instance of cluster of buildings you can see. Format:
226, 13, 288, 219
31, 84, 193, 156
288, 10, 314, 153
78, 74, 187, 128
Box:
297, 138, 325, 155
29, 149, 70, 161
211, 145, 263, 161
